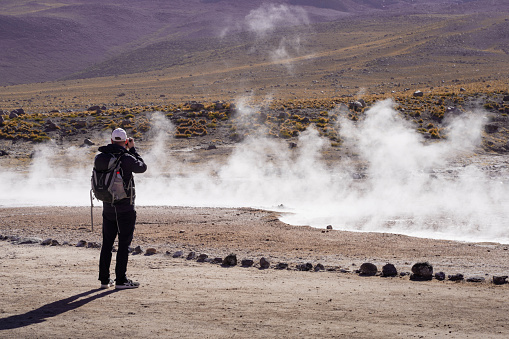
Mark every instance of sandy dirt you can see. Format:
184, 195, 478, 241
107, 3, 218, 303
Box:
1, 206, 509, 338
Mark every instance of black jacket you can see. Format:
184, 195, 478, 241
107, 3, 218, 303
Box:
97, 143, 147, 213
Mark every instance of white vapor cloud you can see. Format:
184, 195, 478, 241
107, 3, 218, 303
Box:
245, 4, 310, 36
1, 103, 509, 244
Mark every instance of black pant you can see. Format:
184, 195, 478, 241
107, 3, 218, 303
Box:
98, 209, 136, 284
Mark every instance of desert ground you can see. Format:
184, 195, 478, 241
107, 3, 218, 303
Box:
1, 1, 509, 337
1, 206, 509, 338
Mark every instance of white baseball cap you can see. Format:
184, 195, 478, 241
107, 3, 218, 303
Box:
111, 128, 127, 142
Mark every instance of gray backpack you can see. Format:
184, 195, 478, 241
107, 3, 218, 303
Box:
91, 153, 128, 204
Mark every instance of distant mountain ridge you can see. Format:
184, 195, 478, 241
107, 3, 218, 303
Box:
0, 0, 508, 86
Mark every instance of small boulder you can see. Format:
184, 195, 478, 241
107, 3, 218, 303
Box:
381, 263, 398, 277
223, 253, 237, 267
76, 240, 87, 247
259, 257, 270, 269
84, 139, 94, 146
44, 120, 59, 131
326, 225, 333, 230
275, 262, 288, 270
132, 246, 143, 255
435, 272, 446, 281
197, 253, 209, 262
448, 273, 464, 281
87, 105, 102, 112
241, 259, 254, 267
410, 262, 433, 280
41, 238, 52, 246
359, 263, 378, 276
492, 276, 508, 285
314, 263, 325, 272
9, 112, 18, 119
484, 124, 499, 134
87, 242, 101, 249
466, 276, 485, 283
297, 263, 313, 271
50, 239, 60, 246
18, 237, 43, 245
212, 257, 223, 264
413, 90, 424, 97
186, 251, 196, 260
172, 250, 184, 258
145, 248, 157, 256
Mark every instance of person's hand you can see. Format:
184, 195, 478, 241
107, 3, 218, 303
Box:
126, 137, 135, 149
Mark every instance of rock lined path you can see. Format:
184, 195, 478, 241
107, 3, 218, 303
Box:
1, 241, 508, 338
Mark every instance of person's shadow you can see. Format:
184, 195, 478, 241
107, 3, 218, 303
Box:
0, 288, 118, 330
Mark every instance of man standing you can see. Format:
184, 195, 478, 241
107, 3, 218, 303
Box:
96, 128, 147, 289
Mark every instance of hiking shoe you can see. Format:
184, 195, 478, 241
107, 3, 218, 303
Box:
115, 279, 140, 289
100, 279, 115, 289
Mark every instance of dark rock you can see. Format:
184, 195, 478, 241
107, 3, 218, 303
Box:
413, 90, 424, 97
448, 273, 464, 281
466, 276, 485, 283
381, 263, 398, 277
435, 272, 446, 281
172, 250, 184, 258
186, 251, 196, 260
18, 237, 43, 245
349, 100, 365, 111
12, 108, 25, 115
197, 253, 209, 262
0, 150, 9, 156
326, 225, 333, 230
259, 257, 270, 269
297, 263, 313, 271
41, 238, 52, 246
9, 112, 18, 119
145, 248, 157, 255
87, 105, 102, 112
485, 124, 499, 134
289, 142, 297, 149
314, 263, 325, 272
359, 263, 378, 276
9, 236, 20, 242
275, 262, 288, 270
223, 253, 237, 267
44, 119, 59, 131
87, 242, 101, 249
50, 239, 60, 246
132, 246, 143, 255
241, 259, 254, 267
410, 262, 433, 280
502, 95, 509, 102
492, 276, 508, 285
84, 138, 94, 146
76, 240, 87, 247
188, 102, 204, 111
212, 257, 223, 264
207, 144, 217, 150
